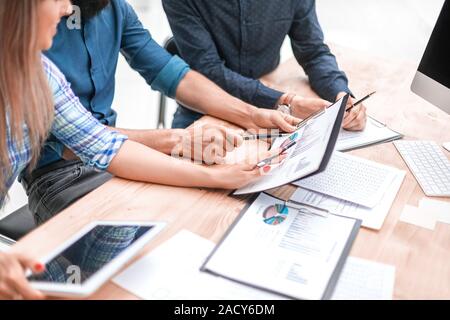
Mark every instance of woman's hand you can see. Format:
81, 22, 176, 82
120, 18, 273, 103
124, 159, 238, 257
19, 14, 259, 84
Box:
206, 148, 287, 189
0, 252, 45, 300
290, 96, 331, 119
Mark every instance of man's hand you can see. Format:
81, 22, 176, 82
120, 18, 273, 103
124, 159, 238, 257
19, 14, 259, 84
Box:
175, 124, 244, 165
336, 92, 367, 131
250, 108, 301, 133
289, 96, 330, 119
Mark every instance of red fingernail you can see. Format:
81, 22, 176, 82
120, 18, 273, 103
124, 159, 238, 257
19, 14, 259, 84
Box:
35, 263, 45, 272
263, 165, 271, 173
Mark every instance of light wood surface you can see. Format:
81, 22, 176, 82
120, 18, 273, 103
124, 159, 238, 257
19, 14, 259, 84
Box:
13, 45, 450, 300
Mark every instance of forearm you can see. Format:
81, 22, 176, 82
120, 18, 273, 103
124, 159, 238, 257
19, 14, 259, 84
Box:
109, 127, 185, 155
307, 63, 350, 102
294, 45, 350, 102
175, 71, 260, 130
107, 140, 219, 188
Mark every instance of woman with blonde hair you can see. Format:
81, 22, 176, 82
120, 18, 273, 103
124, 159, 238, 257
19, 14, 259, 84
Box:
0, 0, 282, 299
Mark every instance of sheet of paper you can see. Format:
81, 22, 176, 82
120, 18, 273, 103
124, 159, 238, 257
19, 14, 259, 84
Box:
235, 97, 344, 195
294, 152, 398, 208
331, 257, 395, 300
113, 230, 283, 300
419, 199, 450, 224
291, 169, 405, 230
204, 193, 359, 300
0, 241, 10, 252
114, 230, 392, 301
399, 205, 437, 230
336, 117, 402, 152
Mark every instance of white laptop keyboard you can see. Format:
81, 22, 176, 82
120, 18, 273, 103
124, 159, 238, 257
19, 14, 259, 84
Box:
394, 141, 450, 197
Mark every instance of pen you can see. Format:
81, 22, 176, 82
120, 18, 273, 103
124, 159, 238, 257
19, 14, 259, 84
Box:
346, 91, 376, 112
256, 140, 296, 168
243, 132, 290, 140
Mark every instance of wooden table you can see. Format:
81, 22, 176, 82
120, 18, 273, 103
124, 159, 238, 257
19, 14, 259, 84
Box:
14, 45, 450, 299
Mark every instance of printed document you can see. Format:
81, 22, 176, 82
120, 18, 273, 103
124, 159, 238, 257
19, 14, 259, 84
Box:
336, 117, 402, 152
203, 193, 360, 300
235, 97, 344, 195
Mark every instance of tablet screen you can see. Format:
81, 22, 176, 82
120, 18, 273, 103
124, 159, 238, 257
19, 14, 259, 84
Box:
29, 225, 153, 285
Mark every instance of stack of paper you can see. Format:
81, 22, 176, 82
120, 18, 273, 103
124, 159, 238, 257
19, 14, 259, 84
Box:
292, 152, 405, 229
114, 230, 396, 300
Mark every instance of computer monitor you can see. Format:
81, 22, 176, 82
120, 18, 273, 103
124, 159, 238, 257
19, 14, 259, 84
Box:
411, 0, 450, 115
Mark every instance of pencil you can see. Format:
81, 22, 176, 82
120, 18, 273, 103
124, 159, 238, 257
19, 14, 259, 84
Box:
346, 91, 376, 112
243, 133, 290, 140
256, 140, 296, 168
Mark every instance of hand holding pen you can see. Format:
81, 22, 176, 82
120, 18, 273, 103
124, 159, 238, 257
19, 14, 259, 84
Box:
346, 91, 376, 112
256, 140, 296, 169
341, 91, 375, 131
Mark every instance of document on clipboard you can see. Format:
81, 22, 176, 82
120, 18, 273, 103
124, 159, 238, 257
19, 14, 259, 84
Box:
234, 95, 348, 195
201, 193, 361, 300
336, 116, 403, 152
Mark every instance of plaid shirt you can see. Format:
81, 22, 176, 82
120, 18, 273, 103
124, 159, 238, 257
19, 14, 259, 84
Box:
2, 56, 128, 206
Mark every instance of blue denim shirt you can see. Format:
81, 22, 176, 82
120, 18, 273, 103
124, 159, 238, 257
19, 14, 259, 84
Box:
37, 0, 190, 169
163, 0, 350, 109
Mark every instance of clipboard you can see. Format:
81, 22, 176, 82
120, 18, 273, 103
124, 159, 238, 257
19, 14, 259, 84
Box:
201, 192, 361, 300
234, 94, 349, 195
301, 94, 348, 180
336, 116, 404, 152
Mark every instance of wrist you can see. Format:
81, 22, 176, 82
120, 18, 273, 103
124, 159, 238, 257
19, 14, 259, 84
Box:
198, 165, 221, 188
276, 93, 297, 115
277, 93, 296, 106
336, 91, 350, 101
169, 129, 186, 155
242, 103, 260, 130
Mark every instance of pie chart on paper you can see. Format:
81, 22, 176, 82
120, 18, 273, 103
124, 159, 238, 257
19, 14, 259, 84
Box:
262, 204, 289, 225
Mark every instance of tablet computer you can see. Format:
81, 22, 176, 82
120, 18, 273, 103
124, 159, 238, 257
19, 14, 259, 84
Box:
28, 221, 165, 298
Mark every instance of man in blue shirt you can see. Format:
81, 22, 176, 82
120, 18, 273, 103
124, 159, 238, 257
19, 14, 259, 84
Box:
21, 0, 310, 226
163, 0, 367, 130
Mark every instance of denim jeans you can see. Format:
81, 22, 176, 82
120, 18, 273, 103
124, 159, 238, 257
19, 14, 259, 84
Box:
171, 105, 203, 129
21, 159, 113, 225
